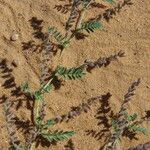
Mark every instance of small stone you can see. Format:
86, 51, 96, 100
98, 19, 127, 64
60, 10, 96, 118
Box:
10, 33, 19, 41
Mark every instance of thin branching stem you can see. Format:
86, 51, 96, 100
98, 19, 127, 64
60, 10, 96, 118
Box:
34, 74, 55, 125
75, 0, 92, 30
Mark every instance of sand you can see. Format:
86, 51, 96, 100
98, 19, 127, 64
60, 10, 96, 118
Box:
0, 0, 150, 149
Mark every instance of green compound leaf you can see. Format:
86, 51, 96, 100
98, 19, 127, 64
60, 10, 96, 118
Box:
48, 27, 70, 48
104, 0, 115, 4
46, 119, 56, 126
43, 119, 56, 129
34, 91, 43, 101
78, 21, 103, 33
42, 119, 56, 130
127, 113, 138, 122
41, 130, 75, 142
55, 66, 86, 80
128, 125, 148, 135
124, 112, 138, 122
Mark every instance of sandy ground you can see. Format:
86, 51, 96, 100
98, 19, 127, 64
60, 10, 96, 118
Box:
0, 0, 150, 149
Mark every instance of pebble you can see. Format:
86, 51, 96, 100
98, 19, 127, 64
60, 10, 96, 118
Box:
10, 33, 19, 41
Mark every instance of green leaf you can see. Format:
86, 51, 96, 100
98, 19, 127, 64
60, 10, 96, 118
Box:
82, 0, 91, 8
128, 125, 148, 135
112, 119, 118, 131
46, 119, 56, 126
41, 130, 75, 142
104, 0, 115, 4
127, 113, 138, 122
21, 82, 29, 93
124, 112, 138, 122
42, 119, 56, 129
55, 66, 86, 80
34, 91, 43, 101
36, 116, 43, 126
61, 40, 70, 49
48, 27, 70, 48
78, 21, 103, 33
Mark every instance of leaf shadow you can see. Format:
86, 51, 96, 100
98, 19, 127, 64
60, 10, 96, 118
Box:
35, 134, 57, 148
0, 95, 7, 104
0, 58, 34, 115
145, 110, 150, 120
14, 116, 32, 132
22, 17, 45, 53
85, 93, 113, 141
88, 0, 133, 23
74, 0, 133, 40
22, 17, 58, 54
64, 139, 75, 150
29, 17, 45, 41
54, 4, 72, 14
122, 127, 138, 140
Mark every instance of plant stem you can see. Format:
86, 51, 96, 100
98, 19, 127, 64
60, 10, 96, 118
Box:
34, 99, 41, 124
75, 1, 92, 30
33, 77, 54, 125
41, 78, 53, 93
30, 142, 35, 150
65, 1, 92, 44
75, 8, 86, 30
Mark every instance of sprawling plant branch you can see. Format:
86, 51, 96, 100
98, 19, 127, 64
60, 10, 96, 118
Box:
103, 79, 145, 150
